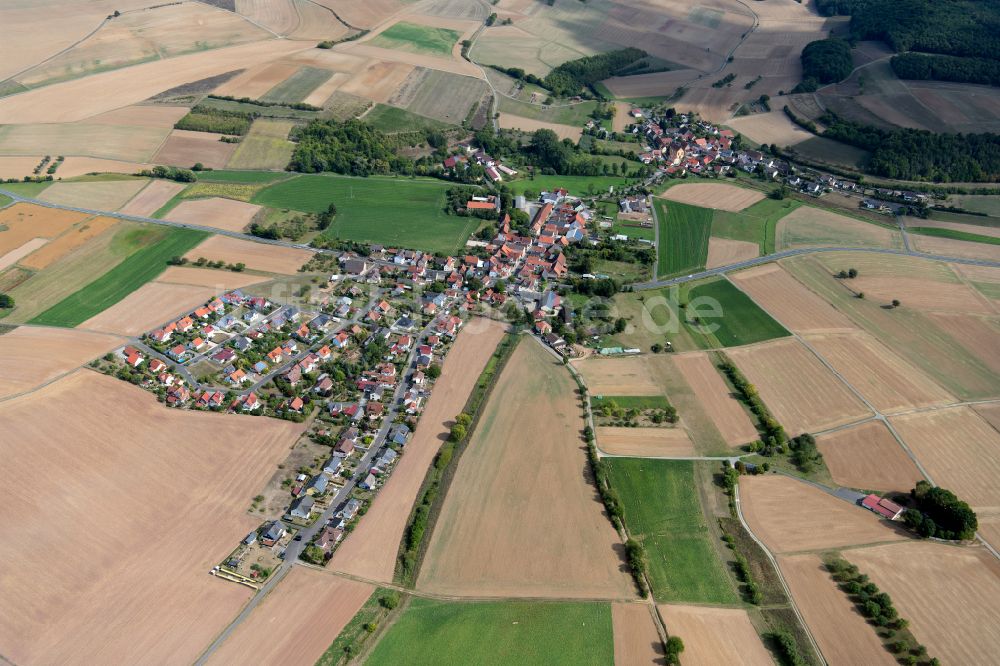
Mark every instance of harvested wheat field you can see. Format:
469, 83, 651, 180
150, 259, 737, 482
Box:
850, 541, 1000, 664
0, 40, 309, 125
183, 235, 311, 274
153, 130, 239, 170
330, 319, 508, 582
705, 237, 758, 269
657, 605, 772, 666
84, 104, 189, 129
890, 407, 1000, 513
214, 61, 301, 99
0, 156, 47, 180
925, 313, 1000, 375
661, 183, 762, 212
18, 216, 119, 270
0, 238, 47, 270
816, 421, 923, 493
574, 355, 661, 395
418, 338, 635, 599
804, 331, 954, 413
597, 426, 695, 457
849, 274, 992, 315
777, 206, 902, 250
0, 370, 303, 665
54, 156, 148, 179
732, 263, 856, 333
0, 122, 171, 163
337, 59, 416, 103
727, 110, 813, 148
119, 179, 186, 216
601, 69, 698, 99
740, 474, 904, 554
672, 351, 757, 446
497, 113, 582, 141
728, 338, 871, 435
0, 203, 90, 254
235, 0, 301, 36
911, 232, 1000, 263
167, 197, 263, 233
612, 603, 664, 666
79, 281, 219, 336
156, 266, 268, 290
978, 517, 1000, 553
778, 553, 896, 666
974, 402, 1000, 432
0, 326, 122, 399
206, 567, 373, 666
37, 179, 147, 210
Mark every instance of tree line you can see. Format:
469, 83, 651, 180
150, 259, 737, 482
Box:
891, 52, 1000, 87
820, 113, 1000, 182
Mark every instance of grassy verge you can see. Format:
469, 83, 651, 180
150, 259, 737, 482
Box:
29, 227, 208, 327
395, 332, 520, 585
683, 278, 790, 348
366, 598, 614, 665
316, 588, 400, 666
0, 193, 11, 207
655, 200, 712, 278
591, 395, 672, 410
909, 226, 1000, 245
604, 458, 739, 604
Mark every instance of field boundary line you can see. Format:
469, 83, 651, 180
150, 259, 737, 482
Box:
733, 483, 827, 665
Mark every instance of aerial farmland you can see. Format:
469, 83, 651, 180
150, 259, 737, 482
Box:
0, 0, 999, 663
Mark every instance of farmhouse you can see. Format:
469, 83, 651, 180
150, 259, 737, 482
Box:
861, 494, 905, 520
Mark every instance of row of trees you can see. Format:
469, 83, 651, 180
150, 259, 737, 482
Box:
820, 113, 1000, 182
891, 52, 1000, 87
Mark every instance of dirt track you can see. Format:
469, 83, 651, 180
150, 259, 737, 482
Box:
0, 370, 303, 665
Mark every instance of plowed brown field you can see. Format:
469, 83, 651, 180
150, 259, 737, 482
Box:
330, 318, 508, 582
153, 130, 238, 170
778, 553, 896, 666
850, 541, 1000, 665
206, 567, 373, 665
573, 355, 661, 395
672, 351, 757, 446
727, 338, 871, 435
890, 407, 1000, 513
167, 197, 263, 233
660, 183, 762, 212
804, 331, 954, 413
119, 180, 186, 217
417, 338, 635, 598
816, 421, 924, 493
657, 605, 772, 666
597, 426, 695, 457
730, 263, 856, 333
79, 281, 218, 336
612, 603, 663, 665
0, 326, 122, 399
705, 237, 758, 269
184, 235, 312, 274
0, 370, 303, 665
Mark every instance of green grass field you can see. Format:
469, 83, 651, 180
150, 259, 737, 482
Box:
251, 175, 478, 254
909, 226, 1000, 246
0, 181, 51, 198
226, 120, 296, 170
685, 278, 790, 348
507, 175, 628, 197
948, 195, 1000, 218
371, 22, 461, 56
711, 198, 801, 254
29, 227, 208, 327
499, 97, 598, 126
605, 458, 737, 604
655, 200, 712, 278
363, 104, 452, 134
366, 599, 614, 665
260, 66, 332, 104
0, 193, 11, 208
591, 395, 672, 410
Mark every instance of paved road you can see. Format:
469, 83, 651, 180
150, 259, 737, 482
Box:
193, 314, 439, 664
